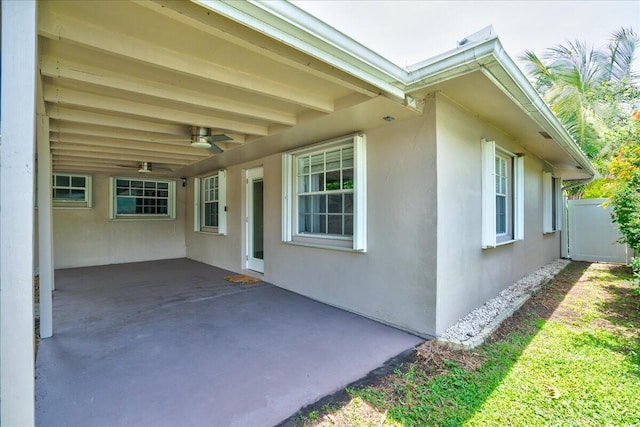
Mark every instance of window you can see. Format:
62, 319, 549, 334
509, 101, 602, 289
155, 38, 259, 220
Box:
495, 154, 509, 235
109, 177, 175, 219
52, 173, 92, 208
194, 170, 227, 234
481, 139, 524, 248
543, 172, 562, 233
283, 133, 367, 251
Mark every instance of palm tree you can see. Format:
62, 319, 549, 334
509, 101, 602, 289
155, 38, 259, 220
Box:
520, 27, 638, 160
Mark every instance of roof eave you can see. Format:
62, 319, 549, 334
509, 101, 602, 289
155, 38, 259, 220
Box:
192, 0, 595, 179
404, 38, 597, 179
192, 0, 408, 101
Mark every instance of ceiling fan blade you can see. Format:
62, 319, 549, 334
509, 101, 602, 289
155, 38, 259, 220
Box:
207, 142, 224, 155
205, 134, 233, 143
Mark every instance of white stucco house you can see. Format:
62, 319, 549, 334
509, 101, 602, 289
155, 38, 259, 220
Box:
1, 0, 596, 423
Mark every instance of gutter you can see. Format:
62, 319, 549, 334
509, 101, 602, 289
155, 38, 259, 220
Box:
562, 176, 597, 191
192, 0, 596, 178
481, 41, 597, 178
192, 0, 408, 101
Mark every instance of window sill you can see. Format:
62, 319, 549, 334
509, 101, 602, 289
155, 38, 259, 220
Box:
483, 239, 521, 249
543, 230, 559, 235
53, 206, 91, 210
111, 217, 174, 221
196, 230, 226, 236
283, 241, 366, 254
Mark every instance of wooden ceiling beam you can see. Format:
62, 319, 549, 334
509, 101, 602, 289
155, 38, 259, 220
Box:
49, 121, 187, 143
38, 7, 335, 113
49, 133, 211, 157
136, 0, 380, 99
52, 161, 176, 176
44, 85, 269, 136
51, 151, 193, 165
41, 56, 297, 126
50, 143, 207, 162
49, 120, 248, 145
47, 106, 189, 135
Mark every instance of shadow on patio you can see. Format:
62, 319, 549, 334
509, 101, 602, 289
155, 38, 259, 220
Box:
35, 258, 422, 427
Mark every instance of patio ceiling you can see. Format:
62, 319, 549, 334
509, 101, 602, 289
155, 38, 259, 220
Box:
37, 0, 388, 176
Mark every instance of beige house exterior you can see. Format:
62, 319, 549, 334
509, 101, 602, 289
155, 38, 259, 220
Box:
1, 1, 596, 424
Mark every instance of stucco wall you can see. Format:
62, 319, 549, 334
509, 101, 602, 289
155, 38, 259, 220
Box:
434, 93, 560, 335
186, 98, 439, 336
53, 174, 187, 268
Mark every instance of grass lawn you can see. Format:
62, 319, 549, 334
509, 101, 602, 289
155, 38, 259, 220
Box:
290, 262, 640, 426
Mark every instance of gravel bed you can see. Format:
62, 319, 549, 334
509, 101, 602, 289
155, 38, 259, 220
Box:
440, 258, 570, 342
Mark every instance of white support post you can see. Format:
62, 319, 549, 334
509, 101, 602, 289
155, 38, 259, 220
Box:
1, 1, 38, 425
38, 115, 54, 338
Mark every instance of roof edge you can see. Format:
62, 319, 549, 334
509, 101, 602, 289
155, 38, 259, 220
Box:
192, 0, 595, 178
404, 38, 596, 178
484, 41, 597, 178
192, 0, 408, 100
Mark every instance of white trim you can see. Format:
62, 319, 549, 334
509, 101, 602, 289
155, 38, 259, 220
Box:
353, 133, 367, 252
282, 133, 367, 252
194, 170, 227, 234
542, 172, 553, 233
110, 176, 176, 220
282, 153, 293, 242
37, 115, 54, 338
555, 177, 563, 231
246, 166, 265, 273
218, 170, 227, 235
514, 155, 524, 240
0, 1, 37, 424
482, 140, 523, 248
284, 241, 368, 253
192, 0, 595, 178
52, 173, 92, 208
194, 0, 406, 101
193, 177, 201, 232
481, 139, 496, 248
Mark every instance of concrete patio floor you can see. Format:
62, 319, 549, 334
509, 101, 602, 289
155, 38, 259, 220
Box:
36, 259, 422, 427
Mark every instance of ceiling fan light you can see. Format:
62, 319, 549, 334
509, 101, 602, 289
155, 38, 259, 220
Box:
138, 161, 152, 173
190, 136, 212, 149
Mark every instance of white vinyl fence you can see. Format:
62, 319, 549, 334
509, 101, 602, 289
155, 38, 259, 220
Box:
568, 198, 632, 263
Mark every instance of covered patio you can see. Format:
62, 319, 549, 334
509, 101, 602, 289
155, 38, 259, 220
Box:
35, 259, 422, 426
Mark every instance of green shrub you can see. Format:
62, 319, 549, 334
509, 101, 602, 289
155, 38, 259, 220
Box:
631, 257, 640, 291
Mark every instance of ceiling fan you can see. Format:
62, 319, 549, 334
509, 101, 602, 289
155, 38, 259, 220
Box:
150, 126, 233, 154
189, 126, 233, 154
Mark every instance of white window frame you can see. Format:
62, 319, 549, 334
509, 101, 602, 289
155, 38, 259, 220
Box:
282, 133, 367, 252
193, 170, 227, 235
109, 177, 176, 220
543, 172, 563, 233
481, 139, 524, 248
52, 173, 92, 209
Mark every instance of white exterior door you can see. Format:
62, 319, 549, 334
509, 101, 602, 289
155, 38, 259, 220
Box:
246, 167, 264, 273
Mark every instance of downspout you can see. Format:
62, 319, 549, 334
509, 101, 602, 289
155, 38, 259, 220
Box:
561, 176, 597, 192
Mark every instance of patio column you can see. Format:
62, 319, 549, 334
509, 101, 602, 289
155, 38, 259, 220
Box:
0, 1, 38, 425
38, 115, 55, 338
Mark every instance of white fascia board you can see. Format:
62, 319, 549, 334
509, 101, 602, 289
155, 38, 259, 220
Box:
405, 37, 596, 179
403, 38, 500, 91
193, 0, 407, 101
192, 1, 595, 178
478, 43, 597, 179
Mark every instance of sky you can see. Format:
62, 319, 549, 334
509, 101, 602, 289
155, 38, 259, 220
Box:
292, 1, 640, 72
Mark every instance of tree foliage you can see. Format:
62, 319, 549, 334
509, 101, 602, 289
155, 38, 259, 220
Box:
609, 136, 640, 248
520, 27, 639, 162
522, 28, 640, 286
